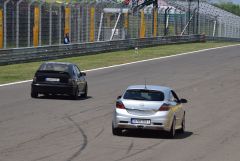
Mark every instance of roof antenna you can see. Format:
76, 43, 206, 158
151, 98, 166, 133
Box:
144, 78, 147, 89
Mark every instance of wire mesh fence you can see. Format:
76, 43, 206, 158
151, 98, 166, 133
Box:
0, 0, 240, 49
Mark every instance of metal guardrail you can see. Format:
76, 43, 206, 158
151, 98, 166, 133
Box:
0, 35, 204, 66
206, 36, 240, 42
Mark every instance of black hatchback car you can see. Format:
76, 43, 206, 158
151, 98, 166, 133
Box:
31, 62, 88, 99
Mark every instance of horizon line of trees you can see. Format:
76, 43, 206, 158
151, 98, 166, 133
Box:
213, 1, 240, 16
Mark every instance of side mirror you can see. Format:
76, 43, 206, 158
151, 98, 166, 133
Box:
180, 98, 188, 104
117, 95, 122, 99
81, 72, 86, 76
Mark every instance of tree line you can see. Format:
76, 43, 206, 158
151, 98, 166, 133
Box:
213, 2, 240, 16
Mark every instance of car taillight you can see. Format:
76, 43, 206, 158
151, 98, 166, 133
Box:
159, 103, 171, 111
116, 101, 125, 109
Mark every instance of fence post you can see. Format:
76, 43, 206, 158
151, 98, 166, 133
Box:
16, 0, 24, 48
217, 18, 220, 37
81, 4, 84, 42
224, 22, 227, 37
219, 21, 222, 37
136, 8, 139, 39
196, 0, 199, 34
89, 6, 95, 42
124, 12, 129, 39
198, 13, 201, 34
213, 18, 217, 37
64, 5, 71, 38
85, 4, 89, 42
174, 9, 177, 35
153, 8, 157, 37
140, 10, 145, 38
203, 15, 206, 35
188, 0, 191, 35
97, 12, 104, 41
33, 6, 40, 47
164, 7, 170, 36
160, 8, 164, 36
239, 22, 240, 38
49, 2, 52, 45
77, 4, 81, 43
28, 0, 35, 47
69, 0, 72, 40
58, 4, 62, 44
3, 0, 10, 48
0, 8, 3, 48
180, 11, 183, 34
39, 1, 43, 46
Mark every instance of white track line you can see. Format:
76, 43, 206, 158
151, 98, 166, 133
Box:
0, 43, 239, 87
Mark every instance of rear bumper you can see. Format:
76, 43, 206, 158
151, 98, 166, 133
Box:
32, 83, 76, 95
116, 123, 166, 131
113, 109, 171, 131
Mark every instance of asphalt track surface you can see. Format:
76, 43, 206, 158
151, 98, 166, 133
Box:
0, 46, 240, 161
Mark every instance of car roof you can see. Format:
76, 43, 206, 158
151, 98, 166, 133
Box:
43, 62, 74, 66
127, 85, 172, 92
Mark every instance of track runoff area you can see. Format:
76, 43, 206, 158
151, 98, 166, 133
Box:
0, 44, 240, 161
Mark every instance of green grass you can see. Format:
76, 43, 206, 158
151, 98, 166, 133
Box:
0, 41, 239, 84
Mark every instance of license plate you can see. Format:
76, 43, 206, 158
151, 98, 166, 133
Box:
131, 119, 151, 125
45, 78, 60, 82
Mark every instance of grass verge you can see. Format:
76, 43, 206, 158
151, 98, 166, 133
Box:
0, 41, 239, 84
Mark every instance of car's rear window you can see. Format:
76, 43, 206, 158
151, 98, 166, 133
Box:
123, 89, 164, 101
39, 63, 70, 73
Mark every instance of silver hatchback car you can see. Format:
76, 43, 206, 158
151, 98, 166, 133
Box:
112, 85, 188, 138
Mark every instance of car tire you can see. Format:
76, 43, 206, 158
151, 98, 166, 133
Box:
112, 122, 122, 136
73, 87, 79, 100
31, 90, 38, 98
168, 117, 176, 138
81, 84, 88, 98
179, 113, 185, 134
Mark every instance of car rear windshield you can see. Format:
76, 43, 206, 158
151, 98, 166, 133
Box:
123, 89, 164, 101
39, 63, 70, 73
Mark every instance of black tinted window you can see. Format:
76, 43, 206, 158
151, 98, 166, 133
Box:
39, 63, 70, 73
73, 66, 81, 77
123, 89, 164, 101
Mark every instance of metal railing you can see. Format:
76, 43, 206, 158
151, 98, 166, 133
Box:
206, 36, 240, 42
0, 34, 204, 65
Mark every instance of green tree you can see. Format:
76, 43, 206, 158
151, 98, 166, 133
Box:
214, 2, 240, 16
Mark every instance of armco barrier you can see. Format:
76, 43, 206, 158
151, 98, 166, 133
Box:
206, 36, 240, 42
0, 35, 203, 66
